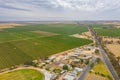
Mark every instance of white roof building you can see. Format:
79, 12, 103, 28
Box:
81, 55, 92, 60
45, 72, 52, 80
59, 63, 65, 67
73, 59, 80, 62
75, 67, 83, 72
49, 56, 56, 60
63, 73, 76, 80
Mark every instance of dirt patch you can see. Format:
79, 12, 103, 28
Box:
86, 73, 109, 80
0, 23, 24, 29
115, 25, 120, 28
32, 31, 59, 36
81, 31, 92, 38
71, 31, 92, 39
102, 37, 120, 57
106, 44, 120, 57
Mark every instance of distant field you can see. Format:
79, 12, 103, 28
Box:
95, 28, 120, 37
87, 23, 120, 37
0, 69, 44, 80
0, 23, 93, 69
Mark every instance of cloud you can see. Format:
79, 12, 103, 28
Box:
44, 0, 120, 11
1, 0, 120, 11
0, 0, 120, 21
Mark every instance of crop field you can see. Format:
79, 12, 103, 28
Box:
90, 23, 120, 37
95, 28, 120, 37
0, 23, 93, 69
0, 69, 44, 80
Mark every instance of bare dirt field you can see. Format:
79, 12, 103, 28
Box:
81, 31, 92, 37
32, 30, 59, 36
72, 31, 92, 39
106, 44, 120, 57
86, 73, 109, 80
0, 23, 24, 29
102, 37, 120, 57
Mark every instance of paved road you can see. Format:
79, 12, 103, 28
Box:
78, 56, 97, 80
88, 26, 119, 80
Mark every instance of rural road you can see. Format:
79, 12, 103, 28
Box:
88, 26, 119, 80
78, 56, 97, 80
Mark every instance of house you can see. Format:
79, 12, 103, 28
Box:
63, 55, 69, 60
45, 72, 52, 80
59, 64, 72, 69
74, 67, 83, 72
81, 55, 92, 60
63, 73, 76, 80
73, 59, 80, 62
71, 52, 80, 57
59, 63, 65, 67
60, 70, 67, 74
75, 48, 83, 53
46, 60, 51, 63
49, 56, 56, 60
67, 64, 72, 69
51, 73, 58, 80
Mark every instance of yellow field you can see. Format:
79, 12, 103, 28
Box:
0, 69, 44, 80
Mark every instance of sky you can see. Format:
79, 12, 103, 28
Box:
0, 0, 120, 21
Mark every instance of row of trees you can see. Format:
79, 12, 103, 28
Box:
103, 46, 120, 79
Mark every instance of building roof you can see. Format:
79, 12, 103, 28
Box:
75, 67, 83, 72
45, 72, 52, 80
63, 73, 76, 80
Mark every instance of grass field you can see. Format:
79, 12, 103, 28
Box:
93, 61, 112, 80
0, 69, 44, 80
95, 28, 120, 37
0, 23, 93, 69
87, 23, 120, 37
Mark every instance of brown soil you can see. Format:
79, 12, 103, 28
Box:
86, 73, 109, 80
72, 31, 92, 40
81, 31, 92, 37
102, 37, 120, 57
32, 31, 59, 36
115, 26, 120, 28
0, 23, 24, 29
106, 44, 120, 57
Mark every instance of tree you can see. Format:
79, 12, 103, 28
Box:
96, 58, 101, 63
95, 49, 99, 55
85, 60, 89, 65
116, 56, 120, 62
90, 63, 94, 68
24, 61, 37, 67
63, 65, 68, 70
